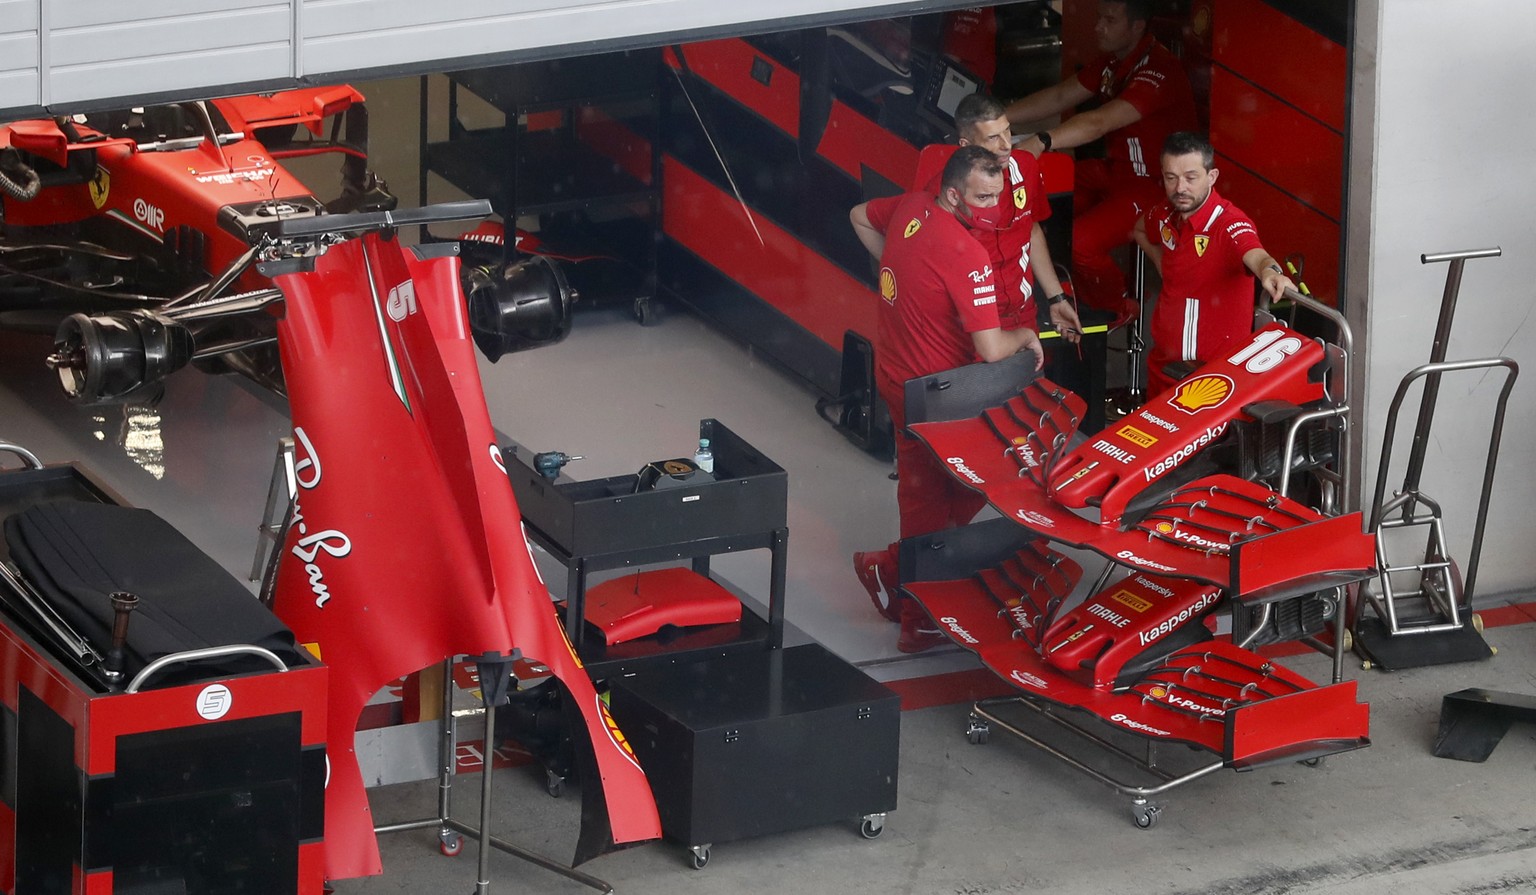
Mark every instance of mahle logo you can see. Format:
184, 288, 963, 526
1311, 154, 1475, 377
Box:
1169, 374, 1233, 414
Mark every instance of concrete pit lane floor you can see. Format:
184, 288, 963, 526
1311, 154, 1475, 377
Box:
2, 309, 1535, 895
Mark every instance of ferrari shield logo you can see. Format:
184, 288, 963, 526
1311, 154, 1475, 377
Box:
1013, 185, 1027, 209
89, 166, 110, 209
1194, 235, 1210, 257
903, 218, 921, 238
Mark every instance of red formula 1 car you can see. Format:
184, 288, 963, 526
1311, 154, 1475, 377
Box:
1, 89, 570, 397
0, 88, 401, 391
900, 296, 1374, 827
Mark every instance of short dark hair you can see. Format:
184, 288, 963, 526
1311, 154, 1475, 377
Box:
953, 93, 1006, 135
1108, 0, 1154, 26
1162, 131, 1214, 169
940, 145, 1003, 193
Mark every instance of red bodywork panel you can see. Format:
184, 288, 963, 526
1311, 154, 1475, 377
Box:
582, 568, 743, 645
268, 235, 659, 880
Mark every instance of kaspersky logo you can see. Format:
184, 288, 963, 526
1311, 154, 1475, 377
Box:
1169, 374, 1234, 414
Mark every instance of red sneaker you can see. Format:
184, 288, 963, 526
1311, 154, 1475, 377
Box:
854, 549, 901, 622
896, 598, 947, 653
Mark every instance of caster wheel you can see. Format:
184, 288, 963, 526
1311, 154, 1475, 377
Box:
439, 833, 464, 857
546, 770, 565, 798
1131, 803, 1161, 829
1361, 659, 1373, 671
859, 815, 885, 839
688, 845, 711, 870
1301, 756, 1324, 768
1471, 612, 1484, 633
634, 297, 656, 326
1340, 628, 1354, 652
966, 714, 990, 745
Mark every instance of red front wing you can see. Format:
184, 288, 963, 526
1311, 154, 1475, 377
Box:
901, 326, 1373, 765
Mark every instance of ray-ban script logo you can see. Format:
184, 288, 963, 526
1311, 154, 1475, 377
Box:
291, 427, 353, 608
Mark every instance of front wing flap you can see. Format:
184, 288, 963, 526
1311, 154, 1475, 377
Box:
905, 570, 1370, 763
909, 378, 1371, 590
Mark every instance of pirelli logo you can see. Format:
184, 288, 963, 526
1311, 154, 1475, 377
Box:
1111, 590, 1153, 613
1116, 425, 1157, 448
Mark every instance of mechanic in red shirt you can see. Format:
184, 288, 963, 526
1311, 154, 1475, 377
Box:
1133, 131, 1295, 395
917, 94, 1082, 341
850, 146, 1045, 652
1004, 0, 1197, 318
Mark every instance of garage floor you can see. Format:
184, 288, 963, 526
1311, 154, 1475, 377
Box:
2, 302, 1534, 894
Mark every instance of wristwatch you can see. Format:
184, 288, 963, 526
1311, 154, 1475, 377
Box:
1046, 293, 1068, 306
1037, 131, 1054, 152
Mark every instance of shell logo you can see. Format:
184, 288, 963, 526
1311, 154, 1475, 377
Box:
1160, 222, 1176, 250
1013, 185, 1027, 209
1149, 685, 1169, 699
1156, 522, 1173, 534
1169, 374, 1233, 414
879, 267, 897, 303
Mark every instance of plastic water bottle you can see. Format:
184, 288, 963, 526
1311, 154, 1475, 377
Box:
693, 438, 714, 475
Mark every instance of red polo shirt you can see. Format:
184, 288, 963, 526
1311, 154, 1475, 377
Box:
916, 146, 1053, 330
1076, 35, 1198, 182
1145, 187, 1265, 364
865, 191, 1002, 407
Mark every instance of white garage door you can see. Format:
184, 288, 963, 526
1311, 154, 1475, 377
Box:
1, 0, 985, 116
